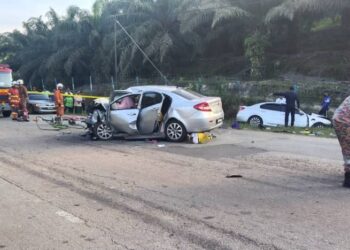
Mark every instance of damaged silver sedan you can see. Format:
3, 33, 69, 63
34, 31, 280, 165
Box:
86, 86, 224, 142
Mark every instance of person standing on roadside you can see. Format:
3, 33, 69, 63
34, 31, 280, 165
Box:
8, 81, 20, 120
54, 83, 64, 121
319, 92, 331, 117
17, 79, 29, 121
74, 91, 83, 114
64, 88, 74, 114
274, 86, 300, 127
333, 96, 350, 188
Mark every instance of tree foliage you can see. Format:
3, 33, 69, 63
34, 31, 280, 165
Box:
0, 0, 349, 88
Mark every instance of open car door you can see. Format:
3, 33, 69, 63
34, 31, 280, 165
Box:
109, 94, 140, 135
137, 91, 164, 134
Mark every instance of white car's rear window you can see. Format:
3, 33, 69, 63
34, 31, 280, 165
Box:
172, 89, 204, 100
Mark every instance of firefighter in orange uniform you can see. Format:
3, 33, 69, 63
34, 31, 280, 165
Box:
54, 83, 64, 121
17, 79, 29, 121
8, 81, 20, 120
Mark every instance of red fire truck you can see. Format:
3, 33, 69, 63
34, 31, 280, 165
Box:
0, 64, 13, 117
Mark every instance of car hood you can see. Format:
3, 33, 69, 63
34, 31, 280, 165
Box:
308, 113, 331, 124
309, 113, 326, 118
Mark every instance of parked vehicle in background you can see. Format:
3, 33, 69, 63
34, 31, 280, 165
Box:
27, 93, 56, 114
86, 86, 224, 142
0, 64, 13, 117
236, 101, 331, 128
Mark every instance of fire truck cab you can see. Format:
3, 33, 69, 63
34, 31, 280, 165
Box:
0, 64, 13, 117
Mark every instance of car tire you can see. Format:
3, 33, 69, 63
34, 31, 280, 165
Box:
2, 111, 11, 117
248, 116, 263, 127
312, 122, 325, 129
165, 119, 187, 142
93, 122, 113, 140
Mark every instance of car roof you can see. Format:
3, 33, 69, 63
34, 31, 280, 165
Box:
254, 102, 285, 106
126, 85, 180, 93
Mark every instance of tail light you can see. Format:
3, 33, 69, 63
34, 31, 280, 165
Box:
239, 106, 246, 111
194, 102, 212, 112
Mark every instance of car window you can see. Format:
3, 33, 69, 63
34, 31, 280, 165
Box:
172, 89, 203, 100
29, 94, 50, 101
111, 94, 140, 110
260, 104, 285, 112
141, 92, 163, 109
109, 91, 130, 102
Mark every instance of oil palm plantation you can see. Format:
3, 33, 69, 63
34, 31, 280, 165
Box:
266, 0, 350, 26
111, 0, 192, 77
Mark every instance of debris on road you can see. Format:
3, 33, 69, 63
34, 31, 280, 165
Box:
226, 175, 243, 178
189, 132, 215, 144
35, 115, 86, 131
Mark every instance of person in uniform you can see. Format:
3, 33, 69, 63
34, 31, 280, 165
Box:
17, 79, 29, 121
8, 81, 20, 120
54, 83, 65, 121
333, 96, 350, 187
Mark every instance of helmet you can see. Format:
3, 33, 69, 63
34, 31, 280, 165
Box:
57, 83, 64, 89
17, 79, 24, 85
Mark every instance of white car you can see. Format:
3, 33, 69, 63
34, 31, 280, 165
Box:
236, 101, 332, 128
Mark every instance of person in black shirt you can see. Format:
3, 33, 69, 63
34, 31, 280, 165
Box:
274, 86, 300, 127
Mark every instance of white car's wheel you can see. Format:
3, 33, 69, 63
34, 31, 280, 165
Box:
165, 120, 187, 142
94, 122, 113, 140
248, 116, 263, 127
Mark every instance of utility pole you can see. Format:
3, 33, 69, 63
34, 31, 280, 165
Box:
114, 18, 170, 85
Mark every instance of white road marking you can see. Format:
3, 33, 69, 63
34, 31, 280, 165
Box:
55, 210, 83, 224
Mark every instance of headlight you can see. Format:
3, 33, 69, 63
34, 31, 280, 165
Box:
34, 104, 41, 107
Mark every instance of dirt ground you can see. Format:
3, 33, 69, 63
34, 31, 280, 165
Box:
0, 115, 349, 250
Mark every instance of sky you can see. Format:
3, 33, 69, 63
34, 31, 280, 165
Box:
0, 0, 96, 33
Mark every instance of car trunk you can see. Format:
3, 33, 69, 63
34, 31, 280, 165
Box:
202, 97, 223, 114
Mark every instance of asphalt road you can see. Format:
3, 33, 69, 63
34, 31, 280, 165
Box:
0, 115, 349, 250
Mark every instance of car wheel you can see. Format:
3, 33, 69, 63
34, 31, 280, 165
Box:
94, 122, 113, 140
2, 111, 11, 117
312, 123, 325, 129
165, 119, 187, 142
248, 116, 263, 127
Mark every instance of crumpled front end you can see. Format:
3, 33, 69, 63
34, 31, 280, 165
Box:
86, 109, 106, 125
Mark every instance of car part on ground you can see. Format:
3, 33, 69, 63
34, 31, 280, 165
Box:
34, 115, 87, 131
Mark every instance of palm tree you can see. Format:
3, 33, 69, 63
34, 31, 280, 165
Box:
266, 0, 350, 26
265, 0, 350, 55
106, 0, 193, 77
6, 17, 54, 85
179, 0, 249, 33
